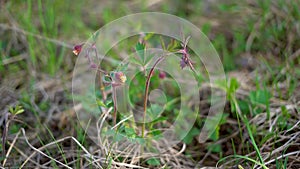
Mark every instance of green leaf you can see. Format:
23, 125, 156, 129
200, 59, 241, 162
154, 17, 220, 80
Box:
149, 104, 163, 120
249, 89, 272, 105
128, 56, 143, 66
102, 75, 112, 84
201, 23, 212, 35
124, 127, 136, 138
234, 100, 250, 115
144, 33, 154, 40
229, 78, 239, 93
164, 97, 179, 111
249, 89, 272, 115
151, 116, 168, 124
9, 106, 14, 114
135, 42, 145, 63
15, 109, 24, 115
9, 105, 25, 115
209, 126, 220, 141
146, 157, 160, 166
148, 129, 162, 136
205, 113, 228, 141
167, 39, 180, 51
144, 53, 155, 65
9, 124, 21, 134
183, 127, 200, 144
148, 129, 163, 140
116, 62, 129, 72
135, 137, 146, 145
208, 143, 221, 153
214, 79, 227, 91
92, 31, 100, 41
159, 36, 166, 50
96, 98, 107, 108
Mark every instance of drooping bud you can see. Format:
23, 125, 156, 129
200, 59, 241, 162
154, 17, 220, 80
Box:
159, 71, 166, 79
73, 43, 84, 55
115, 72, 127, 83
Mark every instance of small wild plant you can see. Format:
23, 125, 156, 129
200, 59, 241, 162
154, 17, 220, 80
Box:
2, 104, 24, 163
73, 33, 200, 143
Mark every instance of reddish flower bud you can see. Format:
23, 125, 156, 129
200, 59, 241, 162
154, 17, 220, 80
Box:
73, 43, 84, 55
159, 71, 166, 79
178, 36, 193, 69
115, 72, 127, 83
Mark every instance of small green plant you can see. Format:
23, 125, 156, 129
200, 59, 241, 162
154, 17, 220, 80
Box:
73, 33, 203, 161
216, 77, 269, 168
2, 104, 24, 162
249, 88, 272, 118
146, 157, 161, 166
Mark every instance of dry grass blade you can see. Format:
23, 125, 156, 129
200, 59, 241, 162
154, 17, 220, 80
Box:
111, 114, 133, 130
112, 161, 148, 169
2, 129, 20, 167
258, 151, 300, 169
6, 141, 47, 168
19, 128, 103, 169
20, 128, 72, 169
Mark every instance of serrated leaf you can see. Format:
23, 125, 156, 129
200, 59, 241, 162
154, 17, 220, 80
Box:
144, 53, 155, 65
116, 62, 129, 72
128, 56, 143, 66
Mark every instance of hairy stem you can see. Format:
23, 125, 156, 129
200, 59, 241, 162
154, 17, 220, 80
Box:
112, 86, 117, 126
142, 55, 165, 138
92, 45, 107, 102
98, 71, 107, 102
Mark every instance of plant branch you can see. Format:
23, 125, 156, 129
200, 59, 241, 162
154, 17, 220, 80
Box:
91, 45, 107, 102
142, 55, 165, 137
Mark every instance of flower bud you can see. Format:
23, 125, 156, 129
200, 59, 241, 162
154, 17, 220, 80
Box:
115, 72, 127, 83
159, 71, 166, 79
73, 43, 84, 55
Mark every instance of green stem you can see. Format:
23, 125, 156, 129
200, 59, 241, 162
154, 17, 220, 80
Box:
233, 97, 265, 167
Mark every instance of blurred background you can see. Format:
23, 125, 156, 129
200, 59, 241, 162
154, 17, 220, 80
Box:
1, 0, 300, 168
